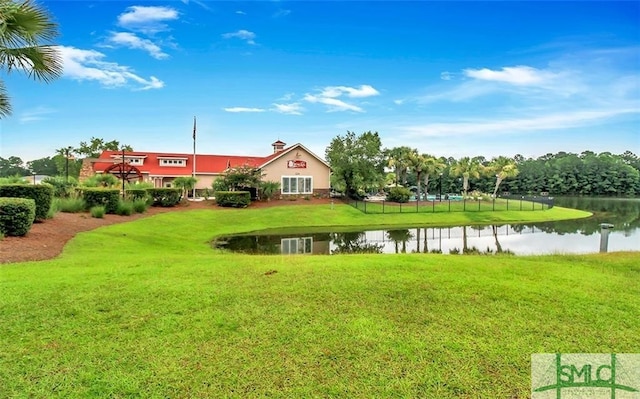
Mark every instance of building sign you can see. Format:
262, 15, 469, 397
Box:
287, 160, 307, 169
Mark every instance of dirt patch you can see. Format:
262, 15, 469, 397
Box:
0, 198, 332, 264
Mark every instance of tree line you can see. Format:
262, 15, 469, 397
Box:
325, 131, 640, 198
0, 137, 132, 178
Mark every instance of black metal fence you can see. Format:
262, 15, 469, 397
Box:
347, 195, 554, 214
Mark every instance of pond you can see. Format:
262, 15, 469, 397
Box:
213, 197, 640, 256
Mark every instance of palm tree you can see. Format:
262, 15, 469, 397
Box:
407, 151, 427, 201
421, 155, 446, 196
0, 0, 62, 117
450, 156, 482, 197
487, 156, 519, 197
173, 176, 198, 199
385, 146, 414, 186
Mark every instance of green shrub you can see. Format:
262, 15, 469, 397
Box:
0, 197, 36, 236
0, 184, 54, 221
386, 187, 411, 203
41, 176, 78, 198
55, 197, 86, 213
215, 191, 251, 208
90, 206, 106, 218
46, 204, 57, 219
147, 188, 181, 207
82, 188, 120, 214
0, 175, 27, 185
132, 199, 148, 213
126, 181, 154, 190
116, 200, 134, 216
259, 181, 280, 201
82, 174, 119, 188
125, 188, 148, 201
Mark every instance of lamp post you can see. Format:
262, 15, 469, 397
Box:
438, 173, 443, 201
121, 148, 126, 199
65, 146, 72, 183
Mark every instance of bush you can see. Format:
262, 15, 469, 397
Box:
215, 191, 251, 208
82, 174, 119, 188
41, 176, 78, 198
147, 188, 181, 207
0, 175, 27, 185
132, 199, 148, 213
82, 188, 120, 214
0, 197, 35, 236
386, 187, 411, 203
116, 200, 134, 216
90, 206, 105, 218
0, 184, 54, 221
259, 181, 280, 201
125, 188, 148, 201
55, 197, 86, 213
46, 204, 57, 219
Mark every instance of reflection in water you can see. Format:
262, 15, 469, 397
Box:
213, 198, 640, 256
331, 232, 384, 254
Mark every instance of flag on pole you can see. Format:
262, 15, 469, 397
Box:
193, 116, 197, 141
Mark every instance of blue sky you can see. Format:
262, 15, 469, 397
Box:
1, 1, 638, 162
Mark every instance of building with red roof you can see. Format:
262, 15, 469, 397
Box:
91, 140, 331, 197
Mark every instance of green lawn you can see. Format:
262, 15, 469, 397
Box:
1, 204, 638, 398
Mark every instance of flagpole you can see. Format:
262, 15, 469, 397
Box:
192, 116, 196, 199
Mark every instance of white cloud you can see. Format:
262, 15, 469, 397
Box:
272, 103, 304, 115
107, 32, 168, 60
464, 66, 557, 86
19, 107, 56, 124
278, 92, 295, 101
303, 84, 379, 112
117, 6, 179, 34
304, 94, 363, 112
236, 10, 246, 15
320, 84, 380, 98
222, 30, 256, 45
440, 71, 453, 80
181, 0, 212, 11
394, 99, 405, 105
223, 107, 265, 113
58, 46, 164, 90
273, 9, 291, 18
400, 108, 639, 138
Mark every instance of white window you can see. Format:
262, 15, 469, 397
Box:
160, 159, 186, 166
281, 237, 313, 254
128, 158, 143, 165
281, 176, 312, 194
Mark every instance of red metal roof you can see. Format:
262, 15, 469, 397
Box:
93, 148, 294, 176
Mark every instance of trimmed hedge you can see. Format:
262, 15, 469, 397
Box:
0, 184, 53, 221
216, 191, 251, 208
147, 188, 181, 207
125, 189, 148, 201
0, 197, 36, 236
82, 188, 120, 214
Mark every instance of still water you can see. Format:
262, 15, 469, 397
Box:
214, 197, 640, 256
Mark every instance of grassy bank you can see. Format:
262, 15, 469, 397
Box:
2, 204, 638, 398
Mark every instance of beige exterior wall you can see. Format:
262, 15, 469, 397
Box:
260, 147, 331, 194
143, 175, 218, 189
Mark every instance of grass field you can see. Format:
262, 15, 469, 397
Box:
1, 204, 639, 398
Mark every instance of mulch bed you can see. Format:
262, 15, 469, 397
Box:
0, 198, 332, 264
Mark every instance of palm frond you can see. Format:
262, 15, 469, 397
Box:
0, 0, 58, 47
0, 44, 62, 80
0, 79, 12, 117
